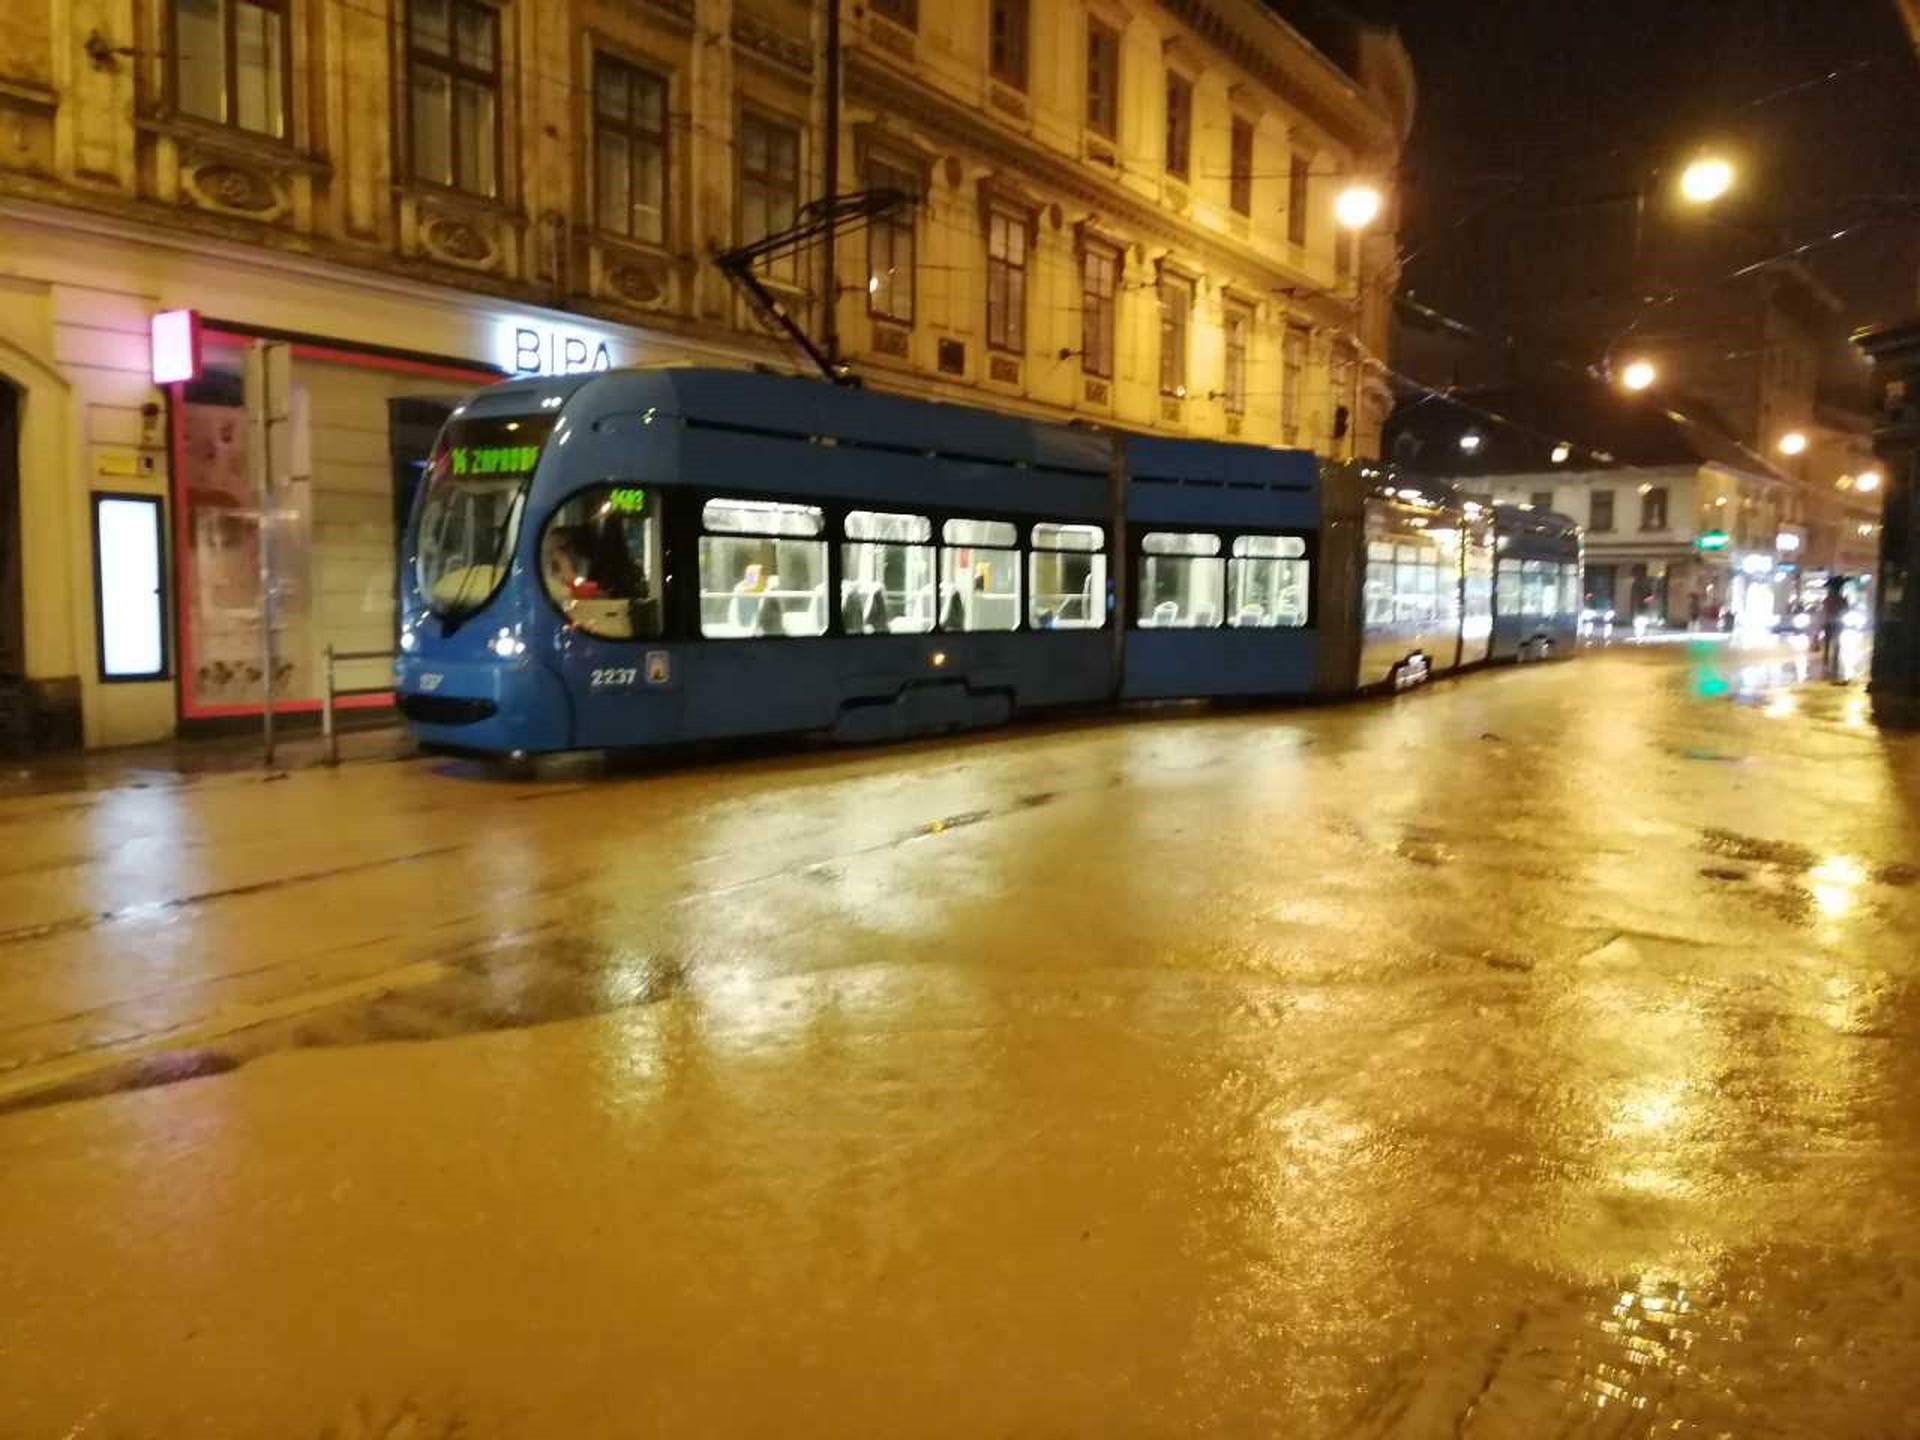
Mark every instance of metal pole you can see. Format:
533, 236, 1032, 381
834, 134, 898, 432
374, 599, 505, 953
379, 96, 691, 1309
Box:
821, 0, 842, 371
322, 644, 337, 767
1628, 168, 1663, 309
1106, 428, 1127, 699
247, 341, 277, 768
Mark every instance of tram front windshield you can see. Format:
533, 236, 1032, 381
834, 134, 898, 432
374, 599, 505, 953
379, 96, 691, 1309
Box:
414, 412, 560, 620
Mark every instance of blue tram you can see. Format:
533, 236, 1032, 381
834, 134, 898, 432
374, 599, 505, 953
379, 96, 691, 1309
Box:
1487, 504, 1583, 662
395, 367, 1577, 757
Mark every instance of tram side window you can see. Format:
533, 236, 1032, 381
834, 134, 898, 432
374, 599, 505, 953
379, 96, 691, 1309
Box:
940, 518, 1020, 632
1394, 543, 1440, 625
1522, 559, 1553, 617
1497, 558, 1522, 616
698, 498, 829, 638
1228, 535, 1309, 628
1560, 563, 1582, 617
539, 485, 662, 639
1436, 553, 1461, 625
1393, 545, 1418, 623
1138, 532, 1224, 628
1029, 522, 1107, 629
1363, 541, 1394, 625
843, 510, 935, 635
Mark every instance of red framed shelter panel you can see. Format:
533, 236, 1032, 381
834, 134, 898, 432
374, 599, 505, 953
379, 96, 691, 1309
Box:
169, 328, 499, 720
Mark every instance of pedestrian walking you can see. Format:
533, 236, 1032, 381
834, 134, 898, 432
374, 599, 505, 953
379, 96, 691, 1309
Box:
1820, 578, 1849, 680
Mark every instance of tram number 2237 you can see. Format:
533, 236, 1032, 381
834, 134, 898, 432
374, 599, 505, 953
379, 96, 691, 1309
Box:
592, 653, 671, 689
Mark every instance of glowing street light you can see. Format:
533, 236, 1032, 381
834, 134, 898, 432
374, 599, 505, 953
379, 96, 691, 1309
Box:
1619, 359, 1657, 392
1550, 443, 1572, 465
1334, 184, 1384, 230
1777, 430, 1808, 457
1458, 431, 1483, 454
1855, 469, 1883, 493
1678, 156, 1735, 205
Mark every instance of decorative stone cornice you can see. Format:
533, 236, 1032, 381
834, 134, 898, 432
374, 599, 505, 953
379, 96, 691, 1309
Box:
1158, 0, 1393, 153
0, 77, 58, 115
731, 13, 813, 80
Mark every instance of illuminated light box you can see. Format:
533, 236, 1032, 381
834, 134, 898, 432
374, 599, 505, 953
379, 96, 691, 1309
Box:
150, 309, 202, 385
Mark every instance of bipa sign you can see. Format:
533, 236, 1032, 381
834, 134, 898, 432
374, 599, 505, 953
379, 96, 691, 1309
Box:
499, 319, 620, 377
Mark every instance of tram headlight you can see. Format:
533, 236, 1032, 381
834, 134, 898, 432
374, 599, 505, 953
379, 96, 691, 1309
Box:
400, 625, 417, 653
489, 626, 527, 659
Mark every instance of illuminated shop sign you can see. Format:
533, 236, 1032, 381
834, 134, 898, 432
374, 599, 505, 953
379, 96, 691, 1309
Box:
450, 444, 541, 477
1695, 530, 1730, 551
150, 309, 202, 384
499, 319, 620, 376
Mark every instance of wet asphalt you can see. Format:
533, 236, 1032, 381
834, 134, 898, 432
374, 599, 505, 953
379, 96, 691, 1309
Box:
0, 635, 1916, 1438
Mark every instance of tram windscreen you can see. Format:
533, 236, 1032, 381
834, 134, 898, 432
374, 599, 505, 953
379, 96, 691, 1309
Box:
414, 412, 560, 619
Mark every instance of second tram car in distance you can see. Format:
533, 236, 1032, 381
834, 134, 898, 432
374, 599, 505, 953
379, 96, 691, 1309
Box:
1487, 504, 1584, 662
397, 367, 1580, 758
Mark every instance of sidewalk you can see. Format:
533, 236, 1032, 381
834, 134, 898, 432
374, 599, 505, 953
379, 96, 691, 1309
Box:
0, 716, 416, 798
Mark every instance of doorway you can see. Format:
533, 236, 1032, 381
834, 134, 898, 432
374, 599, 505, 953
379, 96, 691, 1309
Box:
0, 382, 24, 751
0, 382, 20, 681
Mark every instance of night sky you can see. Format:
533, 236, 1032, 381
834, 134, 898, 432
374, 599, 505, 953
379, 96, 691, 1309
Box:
1337, 0, 1920, 339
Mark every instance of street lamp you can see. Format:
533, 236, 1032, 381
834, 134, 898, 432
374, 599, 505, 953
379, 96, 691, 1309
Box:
1619, 359, 1658, 392
1459, 431, 1482, 454
1777, 431, 1808, 457
1334, 184, 1384, 230
1678, 156, 1735, 205
1855, 469, 1883, 493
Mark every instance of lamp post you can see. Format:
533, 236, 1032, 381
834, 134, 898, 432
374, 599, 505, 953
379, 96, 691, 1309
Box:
1335, 184, 1385, 231
1618, 358, 1658, 392
1631, 153, 1738, 287
1678, 156, 1735, 205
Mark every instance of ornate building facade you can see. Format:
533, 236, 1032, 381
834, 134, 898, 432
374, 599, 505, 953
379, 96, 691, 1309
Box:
0, 0, 1412, 747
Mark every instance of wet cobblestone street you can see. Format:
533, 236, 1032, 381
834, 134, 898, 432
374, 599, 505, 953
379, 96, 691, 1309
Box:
1, 639, 1917, 1438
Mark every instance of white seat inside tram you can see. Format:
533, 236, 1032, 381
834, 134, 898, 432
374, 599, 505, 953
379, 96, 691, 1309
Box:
1138, 532, 1308, 629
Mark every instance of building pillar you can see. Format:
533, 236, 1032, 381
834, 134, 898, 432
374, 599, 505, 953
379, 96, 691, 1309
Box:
1856, 319, 1920, 728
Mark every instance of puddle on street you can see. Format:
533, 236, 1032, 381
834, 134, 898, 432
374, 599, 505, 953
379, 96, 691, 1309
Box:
1699, 828, 1817, 872
0, 935, 696, 1115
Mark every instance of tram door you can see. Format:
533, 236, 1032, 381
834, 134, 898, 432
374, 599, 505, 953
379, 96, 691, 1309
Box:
387, 396, 462, 636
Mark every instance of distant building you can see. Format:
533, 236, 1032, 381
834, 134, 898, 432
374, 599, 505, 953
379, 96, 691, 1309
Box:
1807, 387, 1888, 580
1386, 379, 1834, 629
0, 0, 1413, 749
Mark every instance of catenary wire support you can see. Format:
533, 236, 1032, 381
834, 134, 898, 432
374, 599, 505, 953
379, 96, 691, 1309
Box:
714, 187, 910, 386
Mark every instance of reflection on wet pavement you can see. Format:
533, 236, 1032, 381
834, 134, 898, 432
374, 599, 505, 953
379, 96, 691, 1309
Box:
0, 641, 1917, 1437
